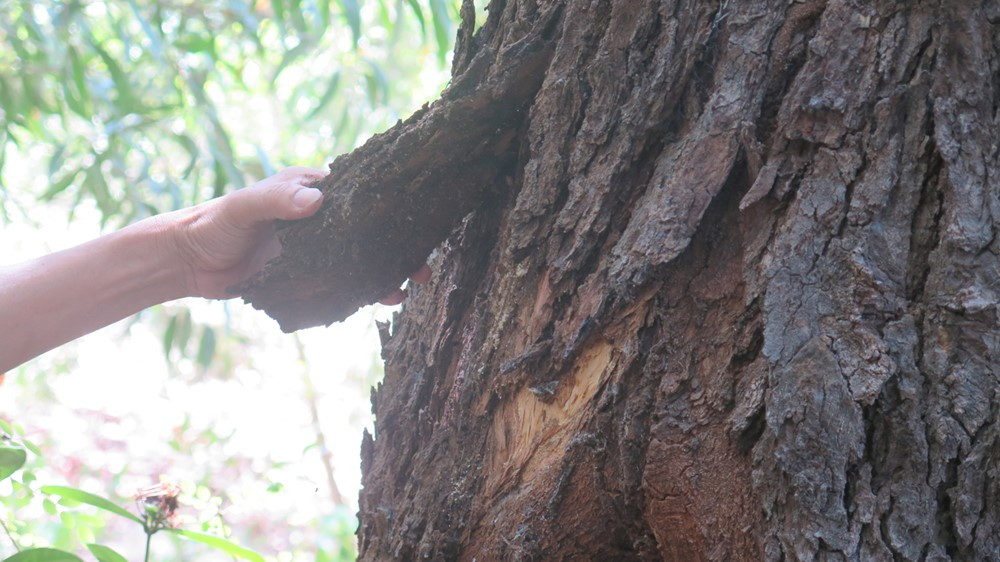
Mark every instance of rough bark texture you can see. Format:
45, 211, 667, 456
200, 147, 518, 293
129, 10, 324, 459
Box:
256, 0, 1000, 559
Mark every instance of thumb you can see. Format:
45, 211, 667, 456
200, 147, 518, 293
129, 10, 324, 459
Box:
224, 182, 324, 228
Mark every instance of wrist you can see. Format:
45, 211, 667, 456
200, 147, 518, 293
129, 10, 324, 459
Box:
126, 211, 197, 301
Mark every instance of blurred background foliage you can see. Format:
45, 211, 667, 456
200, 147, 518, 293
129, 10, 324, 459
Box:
0, 0, 482, 560
0, 0, 466, 224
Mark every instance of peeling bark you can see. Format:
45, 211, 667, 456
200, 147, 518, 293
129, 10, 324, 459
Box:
249, 0, 1000, 559
234, 9, 560, 331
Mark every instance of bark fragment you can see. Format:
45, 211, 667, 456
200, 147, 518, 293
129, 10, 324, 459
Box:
233, 13, 560, 331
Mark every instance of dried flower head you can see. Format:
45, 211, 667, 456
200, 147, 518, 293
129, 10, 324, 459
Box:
134, 480, 181, 531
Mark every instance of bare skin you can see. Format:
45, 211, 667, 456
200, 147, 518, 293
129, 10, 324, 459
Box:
0, 167, 430, 372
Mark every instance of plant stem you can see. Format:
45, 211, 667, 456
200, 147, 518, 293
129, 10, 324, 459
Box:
144, 531, 152, 562
294, 334, 345, 506
0, 517, 20, 552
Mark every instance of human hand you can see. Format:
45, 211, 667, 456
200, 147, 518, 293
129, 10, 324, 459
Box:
167, 166, 431, 301
167, 167, 328, 298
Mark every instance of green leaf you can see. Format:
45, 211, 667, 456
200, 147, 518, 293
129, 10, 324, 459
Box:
428, 0, 453, 64
303, 71, 341, 121
174, 309, 192, 353
272, 0, 287, 29
85, 545, 128, 562
270, 41, 311, 82
48, 145, 68, 176
175, 34, 215, 54
63, 48, 91, 117
162, 313, 177, 356
0, 446, 27, 481
365, 61, 390, 105
43, 498, 58, 515
41, 168, 81, 201
318, 0, 332, 27
253, 145, 275, 176
21, 439, 42, 457
82, 163, 118, 222
172, 134, 200, 181
166, 529, 265, 562
339, 0, 361, 48
1, 547, 84, 562
40, 486, 144, 525
68, 48, 88, 99
0, 418, 12, 434
196, 327, 216, 368
212, 159, 227, 200
60, 511, 76, 529
289, 0, 308, 32
62, 81, 88, 118
57, 497, 81, 508
376, 0, 392, 31
93, 44, 137, 113
405, 0, 427, 36
125, 0, 164, 61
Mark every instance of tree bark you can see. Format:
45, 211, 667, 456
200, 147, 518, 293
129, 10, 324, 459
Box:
245, 0, 1000, 559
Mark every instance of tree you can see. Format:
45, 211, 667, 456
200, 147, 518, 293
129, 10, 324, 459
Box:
241, 0, 1000, 559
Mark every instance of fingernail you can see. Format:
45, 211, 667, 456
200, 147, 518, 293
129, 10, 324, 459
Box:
293, 187, 322, 209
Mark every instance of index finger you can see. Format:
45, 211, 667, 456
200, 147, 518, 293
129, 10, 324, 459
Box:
282, 166, 327, 181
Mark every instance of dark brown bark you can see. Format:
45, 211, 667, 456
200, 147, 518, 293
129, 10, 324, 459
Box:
248, 0, 1000, 559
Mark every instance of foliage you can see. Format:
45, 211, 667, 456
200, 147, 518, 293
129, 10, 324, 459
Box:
0, 434, 263, 561
0, 0, 461, 225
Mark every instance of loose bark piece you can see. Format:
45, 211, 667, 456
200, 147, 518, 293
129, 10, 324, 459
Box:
232, 15, 558, 331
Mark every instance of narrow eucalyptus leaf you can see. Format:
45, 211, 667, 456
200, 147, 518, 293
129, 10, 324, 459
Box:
339, 0, 361, 48
196, 326, 216, 368
162, 314, 178, 356
41, 168, 81, 201
303, 71, 341, 121
48, 145, 67, 176
428, 0, 453, 64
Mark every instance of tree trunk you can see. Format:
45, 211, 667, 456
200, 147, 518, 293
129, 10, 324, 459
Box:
247, 0, 1000, 559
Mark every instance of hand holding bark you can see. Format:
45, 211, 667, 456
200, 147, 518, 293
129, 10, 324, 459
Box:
0, 166, 428, 372
169, 166, 328, 299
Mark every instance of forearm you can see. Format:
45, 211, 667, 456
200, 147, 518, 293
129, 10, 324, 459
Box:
0, 167, 328, 372
0, 215, 188, 372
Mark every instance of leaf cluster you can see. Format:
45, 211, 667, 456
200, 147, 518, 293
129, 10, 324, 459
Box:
1, 421, 267, 561
0, 0, 461, 226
